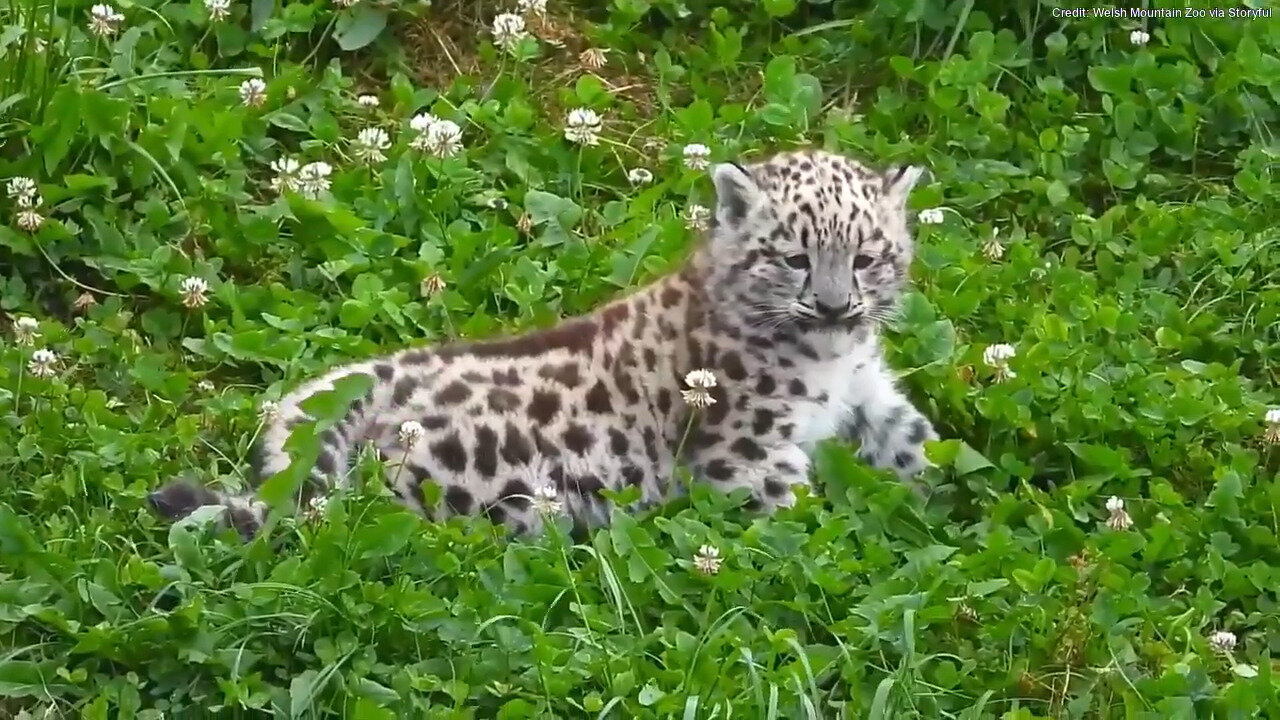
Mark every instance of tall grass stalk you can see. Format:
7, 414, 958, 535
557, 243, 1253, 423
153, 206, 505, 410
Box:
0, 0, 64, 148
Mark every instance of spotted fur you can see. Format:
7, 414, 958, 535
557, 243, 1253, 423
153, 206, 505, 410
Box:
149, 149, 940, 540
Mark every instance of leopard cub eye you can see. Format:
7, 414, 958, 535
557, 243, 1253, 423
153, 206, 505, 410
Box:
853, 254, 875, 270
784, 254, 810, 270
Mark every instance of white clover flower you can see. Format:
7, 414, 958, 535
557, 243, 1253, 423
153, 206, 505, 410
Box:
15, 191, 42, 210
532, 483, 563, 515
398, 420, 425, 448
6, 177, 37, 200
684, 368, 717, 390
259, 400, 281, 423
205, 0, 231, 21
987, 349, 1018, 376
1209, 630, 1237, 653
1130, 29, 1150, 46
28, 348, 58, 378
681, 368, 717, 408
13, 316, 40, 346
357, 94, 379, 109
16, 209, 44, 232
307, 495, 329, 520
269, 156, 302, 194
917, 207, 945, 224
693, 544, 721, 575
563, 108, 603, 146
179, 276, 210, 309
982, 343, 1017, 381
422, 119, 463, 158
516, 0, 546, 16
682, 388, 715, 408
239, 77, 267, 108
580, 47, 606, 70
682, 143, 711, 171
491, 13, 527, 52
410, 112, 439, 133
351, 127, 391, 164
1263, 408, 1280, 445
627, 168, 654, 185
197, 379, 215, 393
420, 274, 446, 296
297, 161, 333, 199
73, 292, 98, 313
1104, 496, 1133, 531
88, 3, 124, 37
408, 113, 439, 151
684, 204, 711, 232
982, 233, 1005, 261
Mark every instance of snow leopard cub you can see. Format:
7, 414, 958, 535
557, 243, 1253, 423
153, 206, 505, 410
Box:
149, 148, 939, 540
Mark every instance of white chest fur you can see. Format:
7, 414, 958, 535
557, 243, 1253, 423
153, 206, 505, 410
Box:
784, 337, 884, 450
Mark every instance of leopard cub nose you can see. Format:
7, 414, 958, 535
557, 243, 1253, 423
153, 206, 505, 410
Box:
814, 300, 850, 319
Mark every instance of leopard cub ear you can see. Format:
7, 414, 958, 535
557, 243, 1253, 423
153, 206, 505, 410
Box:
711, 162, 762, 228
881, 165, 929, 209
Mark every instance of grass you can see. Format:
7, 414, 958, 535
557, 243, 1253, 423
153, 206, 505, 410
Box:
2, 0, 1279, 717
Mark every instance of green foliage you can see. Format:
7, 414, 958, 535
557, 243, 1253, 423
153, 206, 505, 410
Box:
2, 0, 1279, 716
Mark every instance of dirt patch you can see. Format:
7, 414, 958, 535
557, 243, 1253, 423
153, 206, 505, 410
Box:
395, 1, 657, 120
397, 0, 488, 88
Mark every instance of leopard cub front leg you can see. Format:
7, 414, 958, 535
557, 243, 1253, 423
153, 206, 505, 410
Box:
844, 365, 939, 479
684, 435, 811, 511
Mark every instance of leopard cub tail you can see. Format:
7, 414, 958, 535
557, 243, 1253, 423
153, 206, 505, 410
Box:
148, 361, 382, 540
147, 476, 269, 541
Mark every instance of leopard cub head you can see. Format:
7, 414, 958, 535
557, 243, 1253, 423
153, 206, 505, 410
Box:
702, 148, 928, 334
